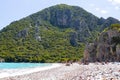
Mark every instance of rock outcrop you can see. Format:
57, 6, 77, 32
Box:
116, 44, 120, 61
0, 58, 5, 62
70, 32, 78, 46
83, 29, 120, 62
27, 4, 120, 42
16, 23, 42, 41
16, 28, 29, 38
34, 24, 42, 41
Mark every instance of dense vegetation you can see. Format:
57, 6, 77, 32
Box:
111, 24, 120, 44
0, 4, 120, 62
0, 20, 84, 62
110, 24, 120, 32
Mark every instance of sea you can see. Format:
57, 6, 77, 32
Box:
0, 63, 52, 69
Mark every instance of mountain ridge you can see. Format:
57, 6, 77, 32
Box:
0, 4, 120, 62
22, 4, 120, 42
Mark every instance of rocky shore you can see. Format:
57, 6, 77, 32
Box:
1, 62, 120, 80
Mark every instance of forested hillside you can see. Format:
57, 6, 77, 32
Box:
0, 4, 120, 62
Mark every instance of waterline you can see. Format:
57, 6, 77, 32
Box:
0, 63, 61, 79
0, 63, 51, 69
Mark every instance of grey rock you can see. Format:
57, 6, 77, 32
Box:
0, 58, 4, 62
16, 28, 29, 38
116, 45, 120, 61
83, 30, 120, 62
70, 32, 78, 46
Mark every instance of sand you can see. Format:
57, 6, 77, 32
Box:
0, 62, 120, 80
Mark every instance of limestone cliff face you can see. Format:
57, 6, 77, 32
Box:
83, 29, 120, 62
16, 24, 42, 41
16, 28, 29, 38
27, 4, 120, 42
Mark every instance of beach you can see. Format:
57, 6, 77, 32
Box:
0, 63, 120, 80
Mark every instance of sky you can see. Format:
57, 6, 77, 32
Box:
0, 0, 120, 30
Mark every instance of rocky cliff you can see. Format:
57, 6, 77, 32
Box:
25, 4, 120, 42
83, 24, 120, 62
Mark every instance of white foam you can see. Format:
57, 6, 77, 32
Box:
0, 63, 61, 79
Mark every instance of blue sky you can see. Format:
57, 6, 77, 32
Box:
0, 0, 120, 30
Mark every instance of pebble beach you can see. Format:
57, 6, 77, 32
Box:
0, 62, 120, 80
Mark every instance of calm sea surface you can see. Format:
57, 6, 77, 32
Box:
0, 63, 51, 69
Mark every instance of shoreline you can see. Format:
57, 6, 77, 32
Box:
1, 62, 120, 80
0, 63, 61, 79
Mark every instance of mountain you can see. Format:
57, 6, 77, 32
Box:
0, 4, 120, 62
25, 4, 120, 42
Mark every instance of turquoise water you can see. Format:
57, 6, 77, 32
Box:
0, 63, 51, 69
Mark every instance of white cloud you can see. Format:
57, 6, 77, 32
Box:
89, 4, 95, 7
95, 7, 108, 14
107, 0, 120, 12
115, 6, 120, 10
95, 8, 100, 11
114, 0, 120, 4
108, 0, 112, 1
108, 0, 120, 5
101, 10, 108, 14
89, 3, 109, 15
